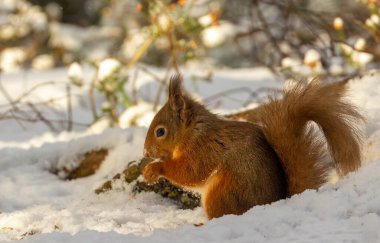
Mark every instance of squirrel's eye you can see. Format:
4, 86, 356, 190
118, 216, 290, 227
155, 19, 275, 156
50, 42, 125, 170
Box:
156, 127, 166, 138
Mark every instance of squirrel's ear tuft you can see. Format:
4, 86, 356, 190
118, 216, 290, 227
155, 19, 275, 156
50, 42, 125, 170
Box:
168, 74, 187, 122
168, 74, 183, 98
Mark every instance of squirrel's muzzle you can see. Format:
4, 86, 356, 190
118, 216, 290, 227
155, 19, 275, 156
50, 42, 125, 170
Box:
143, 148, 150, 158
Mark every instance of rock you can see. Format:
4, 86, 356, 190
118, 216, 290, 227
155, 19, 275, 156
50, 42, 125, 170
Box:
132, 179, 200, 209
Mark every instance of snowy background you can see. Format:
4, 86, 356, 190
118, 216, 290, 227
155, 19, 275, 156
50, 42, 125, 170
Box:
0, 67, 379, 242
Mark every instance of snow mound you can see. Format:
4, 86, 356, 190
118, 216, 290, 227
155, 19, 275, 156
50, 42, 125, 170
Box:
13, 160, 380, 243
0, 68, 380, 242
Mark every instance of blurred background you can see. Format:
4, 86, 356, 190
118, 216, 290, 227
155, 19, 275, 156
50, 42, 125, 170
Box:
0, 0, 380, 129
2, 0, 380, 74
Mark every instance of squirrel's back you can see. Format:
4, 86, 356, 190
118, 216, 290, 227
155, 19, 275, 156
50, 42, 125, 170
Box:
254, 80, 363, 195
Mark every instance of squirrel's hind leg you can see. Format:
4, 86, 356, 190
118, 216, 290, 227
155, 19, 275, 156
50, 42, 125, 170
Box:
202, 171, 251, 219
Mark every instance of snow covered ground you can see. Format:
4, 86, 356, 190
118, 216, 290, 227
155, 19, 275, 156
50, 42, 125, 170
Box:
0, 67, 379, 242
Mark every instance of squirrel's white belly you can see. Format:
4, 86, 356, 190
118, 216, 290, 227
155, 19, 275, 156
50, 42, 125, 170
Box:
184, 170, 219, 205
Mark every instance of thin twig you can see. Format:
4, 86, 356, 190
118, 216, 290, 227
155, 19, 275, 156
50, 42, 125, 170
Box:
131, 67, 140, 105
0, 77, 18, 111
0, 114, 89, 127
0, 74, 28, 129
253, 0, 285, 64
203, 87, 255, 103
0, 74, 90, 132
152, 31, 181, 110
66, 83, 73, 131
203, 86, 281, 107
0, 94, 82, 109
137, 65, 172, 110
137, 65, 162, 81
88, 71, 98, 121
27, 102, 58, 132
127, 37, 154, 68
153, 61, 173, 110
0, 81, 63, 108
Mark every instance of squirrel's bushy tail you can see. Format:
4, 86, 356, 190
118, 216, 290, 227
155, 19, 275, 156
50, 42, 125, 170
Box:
260, 79, 363, 195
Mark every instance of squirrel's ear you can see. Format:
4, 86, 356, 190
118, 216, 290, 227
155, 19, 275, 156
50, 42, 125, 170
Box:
168, 74, 187, 121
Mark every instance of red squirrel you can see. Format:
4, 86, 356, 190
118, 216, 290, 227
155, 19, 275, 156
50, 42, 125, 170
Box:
143, 75, 363, 219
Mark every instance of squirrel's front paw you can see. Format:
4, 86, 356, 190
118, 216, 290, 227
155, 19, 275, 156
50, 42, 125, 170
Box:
143, 162, 163, 185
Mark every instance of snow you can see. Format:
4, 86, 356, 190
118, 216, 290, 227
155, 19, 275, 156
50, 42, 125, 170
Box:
0, 67, 380, 242
97, 58, 121, 82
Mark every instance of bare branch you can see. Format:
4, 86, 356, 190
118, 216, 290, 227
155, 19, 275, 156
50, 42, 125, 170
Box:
27, 102, 58, 132
0, 113, 89, 127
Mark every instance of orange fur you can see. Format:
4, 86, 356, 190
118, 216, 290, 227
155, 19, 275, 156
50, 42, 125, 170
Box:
143, 75, 363, 219
238, 80, 363, 194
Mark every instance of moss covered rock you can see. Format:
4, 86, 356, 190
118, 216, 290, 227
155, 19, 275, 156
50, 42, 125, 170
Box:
94, 157, 201, 209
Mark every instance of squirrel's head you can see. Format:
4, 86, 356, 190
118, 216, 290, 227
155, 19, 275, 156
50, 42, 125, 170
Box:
144, 74, 202, 161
